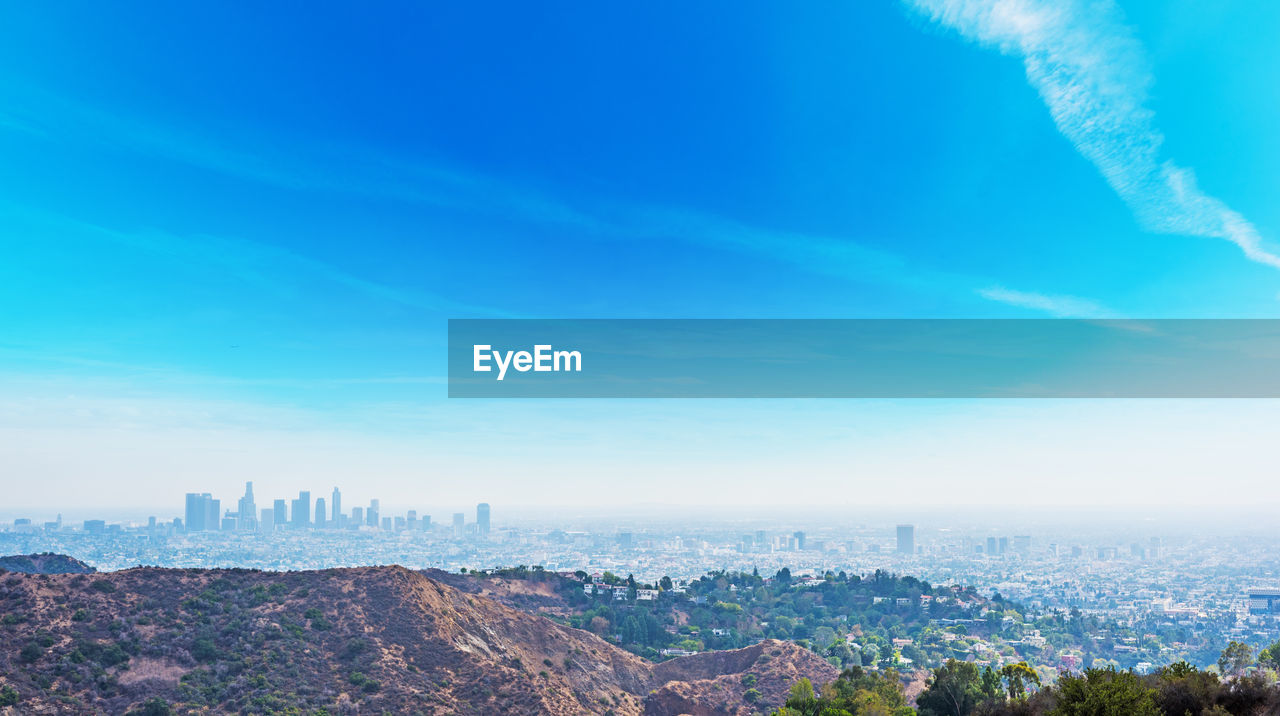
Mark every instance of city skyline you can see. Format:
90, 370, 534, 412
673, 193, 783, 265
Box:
175, 481, 495, 536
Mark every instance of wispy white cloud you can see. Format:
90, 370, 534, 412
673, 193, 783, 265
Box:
3, 86, 1109, 316
5, 204, 514, 318
904, 0, 1280, 269
977, 285, 1116, 317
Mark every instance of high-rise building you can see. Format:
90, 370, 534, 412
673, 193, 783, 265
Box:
185, 493, 209, 532
367, 499, 380, 527
184, 493, 220, 532
331, 487, 341, 524
314, 497, 327, 528
998, 537, 1009, 555
291, 491, 311, 528
237, 482, 257, 531
351, 506, 364, 526
420, 514, 431, 531
273, 499, 287, 528
986, 537, 998, 555
477, 503, 491, 536
407, 510, 418, 530
452, 512, 465, 539
896, 524, 915, 555
792, 531, 806, 551
259, 508, 275, 532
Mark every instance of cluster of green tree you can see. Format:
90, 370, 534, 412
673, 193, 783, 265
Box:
777, 643, 1280, 716
1024, 605, 1227, 672
779, 666, 915, 716
471, 565, 1241, 673
529, 567, 995, 664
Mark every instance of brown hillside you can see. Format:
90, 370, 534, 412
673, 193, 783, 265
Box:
647, 640, 839, 715
424, 567, 575, 616
0, 565, 834, 715
0, 553, 95, 574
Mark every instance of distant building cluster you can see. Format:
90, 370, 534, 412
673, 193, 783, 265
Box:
179, 482, 489, 537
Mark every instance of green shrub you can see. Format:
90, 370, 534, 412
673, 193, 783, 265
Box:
19, 642, 44, 663
125, 697, 172, 716
341, 638, 368, 660
99, 643, 130, 667
190, 637, 218, 663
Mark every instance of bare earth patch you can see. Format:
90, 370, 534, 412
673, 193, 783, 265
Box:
116, 657, 189, 687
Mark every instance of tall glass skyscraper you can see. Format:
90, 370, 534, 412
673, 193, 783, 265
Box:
291, 491, 311, 528
896, 524, 915, 555
237, 482, 256, 531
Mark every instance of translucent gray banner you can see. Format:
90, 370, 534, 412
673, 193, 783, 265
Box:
447, 319, 1280, 398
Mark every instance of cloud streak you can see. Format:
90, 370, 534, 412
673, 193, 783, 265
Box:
4, 204, 513, 319
3, 85, 1108, 316
904, 0, 1280, 269
977, 285, 1115, 318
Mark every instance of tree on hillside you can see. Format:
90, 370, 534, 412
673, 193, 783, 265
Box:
1217, 640, 1253, 677
782, 677, 819, 714
1051, 667, 1159, 716
1149, 661, 1222, 716
999, 662, 1041, 700
1258, 639, 1280, 670
778, 667, 912, 716
916, 659, 1001, 716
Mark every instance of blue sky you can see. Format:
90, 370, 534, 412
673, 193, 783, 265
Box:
2, 1, 1279, 515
